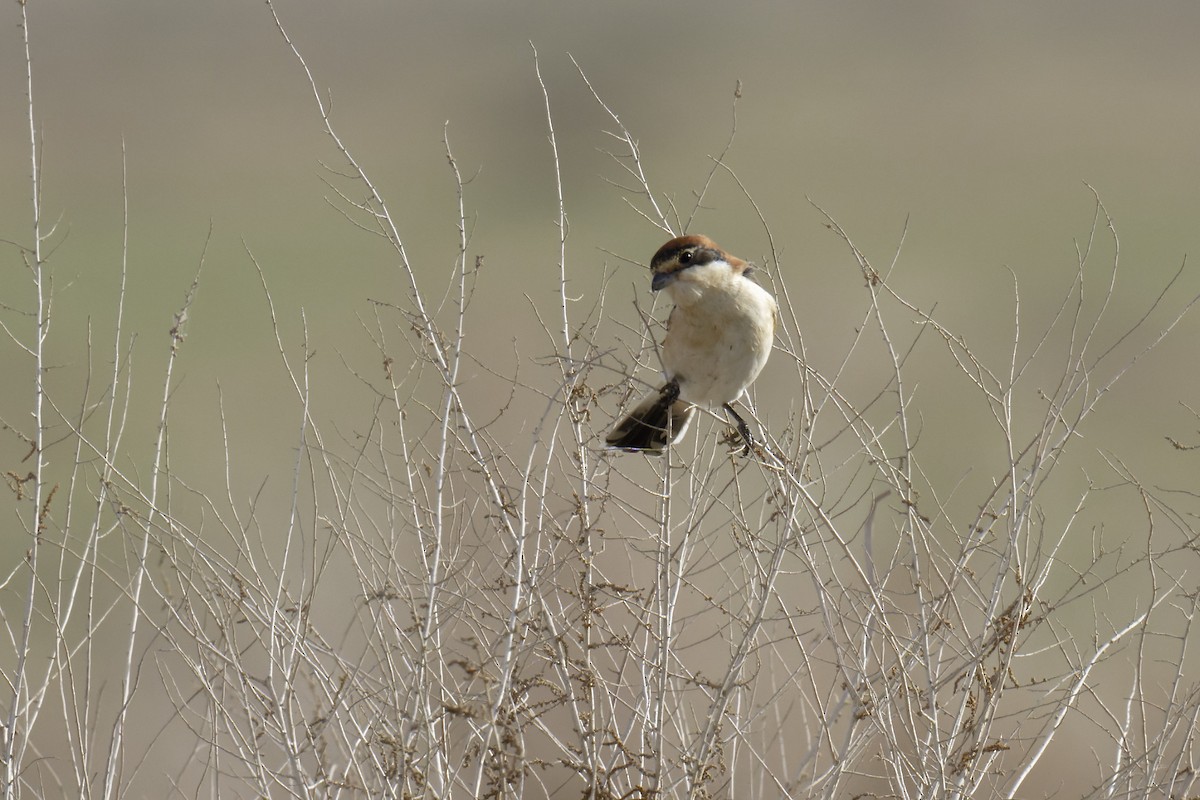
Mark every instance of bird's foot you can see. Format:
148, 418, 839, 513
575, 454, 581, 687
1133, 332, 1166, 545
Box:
722, 403, 756, 457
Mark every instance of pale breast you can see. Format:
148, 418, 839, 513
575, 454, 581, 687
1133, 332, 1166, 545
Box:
662, 277, 775, 406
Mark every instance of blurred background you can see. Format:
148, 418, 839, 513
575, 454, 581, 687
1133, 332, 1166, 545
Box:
3, 1, 1199, 470
2, 2, 1198, 475
2, 0, 1199, 794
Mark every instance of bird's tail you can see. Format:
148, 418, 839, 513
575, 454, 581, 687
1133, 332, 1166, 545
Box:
605, 385, 692, 453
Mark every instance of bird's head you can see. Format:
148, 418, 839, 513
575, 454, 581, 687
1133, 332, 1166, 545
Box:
649, 234, 749, 295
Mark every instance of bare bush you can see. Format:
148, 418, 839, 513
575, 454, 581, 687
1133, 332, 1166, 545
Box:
3, 3, 1199, 799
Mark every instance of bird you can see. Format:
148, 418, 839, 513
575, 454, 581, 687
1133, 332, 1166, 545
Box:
606, 234, 777, 455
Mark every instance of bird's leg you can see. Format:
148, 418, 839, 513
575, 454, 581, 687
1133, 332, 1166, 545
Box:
722, 402, 755, 456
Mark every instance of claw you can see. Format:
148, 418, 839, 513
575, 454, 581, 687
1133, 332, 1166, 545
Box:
722, 403, 755, 456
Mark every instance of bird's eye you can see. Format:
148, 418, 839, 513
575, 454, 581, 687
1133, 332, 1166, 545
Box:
679, 250, 694, 265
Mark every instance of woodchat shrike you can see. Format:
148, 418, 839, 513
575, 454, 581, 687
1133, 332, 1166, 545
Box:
606, 234, 777, 455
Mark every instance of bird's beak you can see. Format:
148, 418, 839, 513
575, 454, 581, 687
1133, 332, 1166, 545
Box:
651, 271, 674, 292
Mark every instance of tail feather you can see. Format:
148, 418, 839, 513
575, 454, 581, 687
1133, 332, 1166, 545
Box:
605, 390, 693, 453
